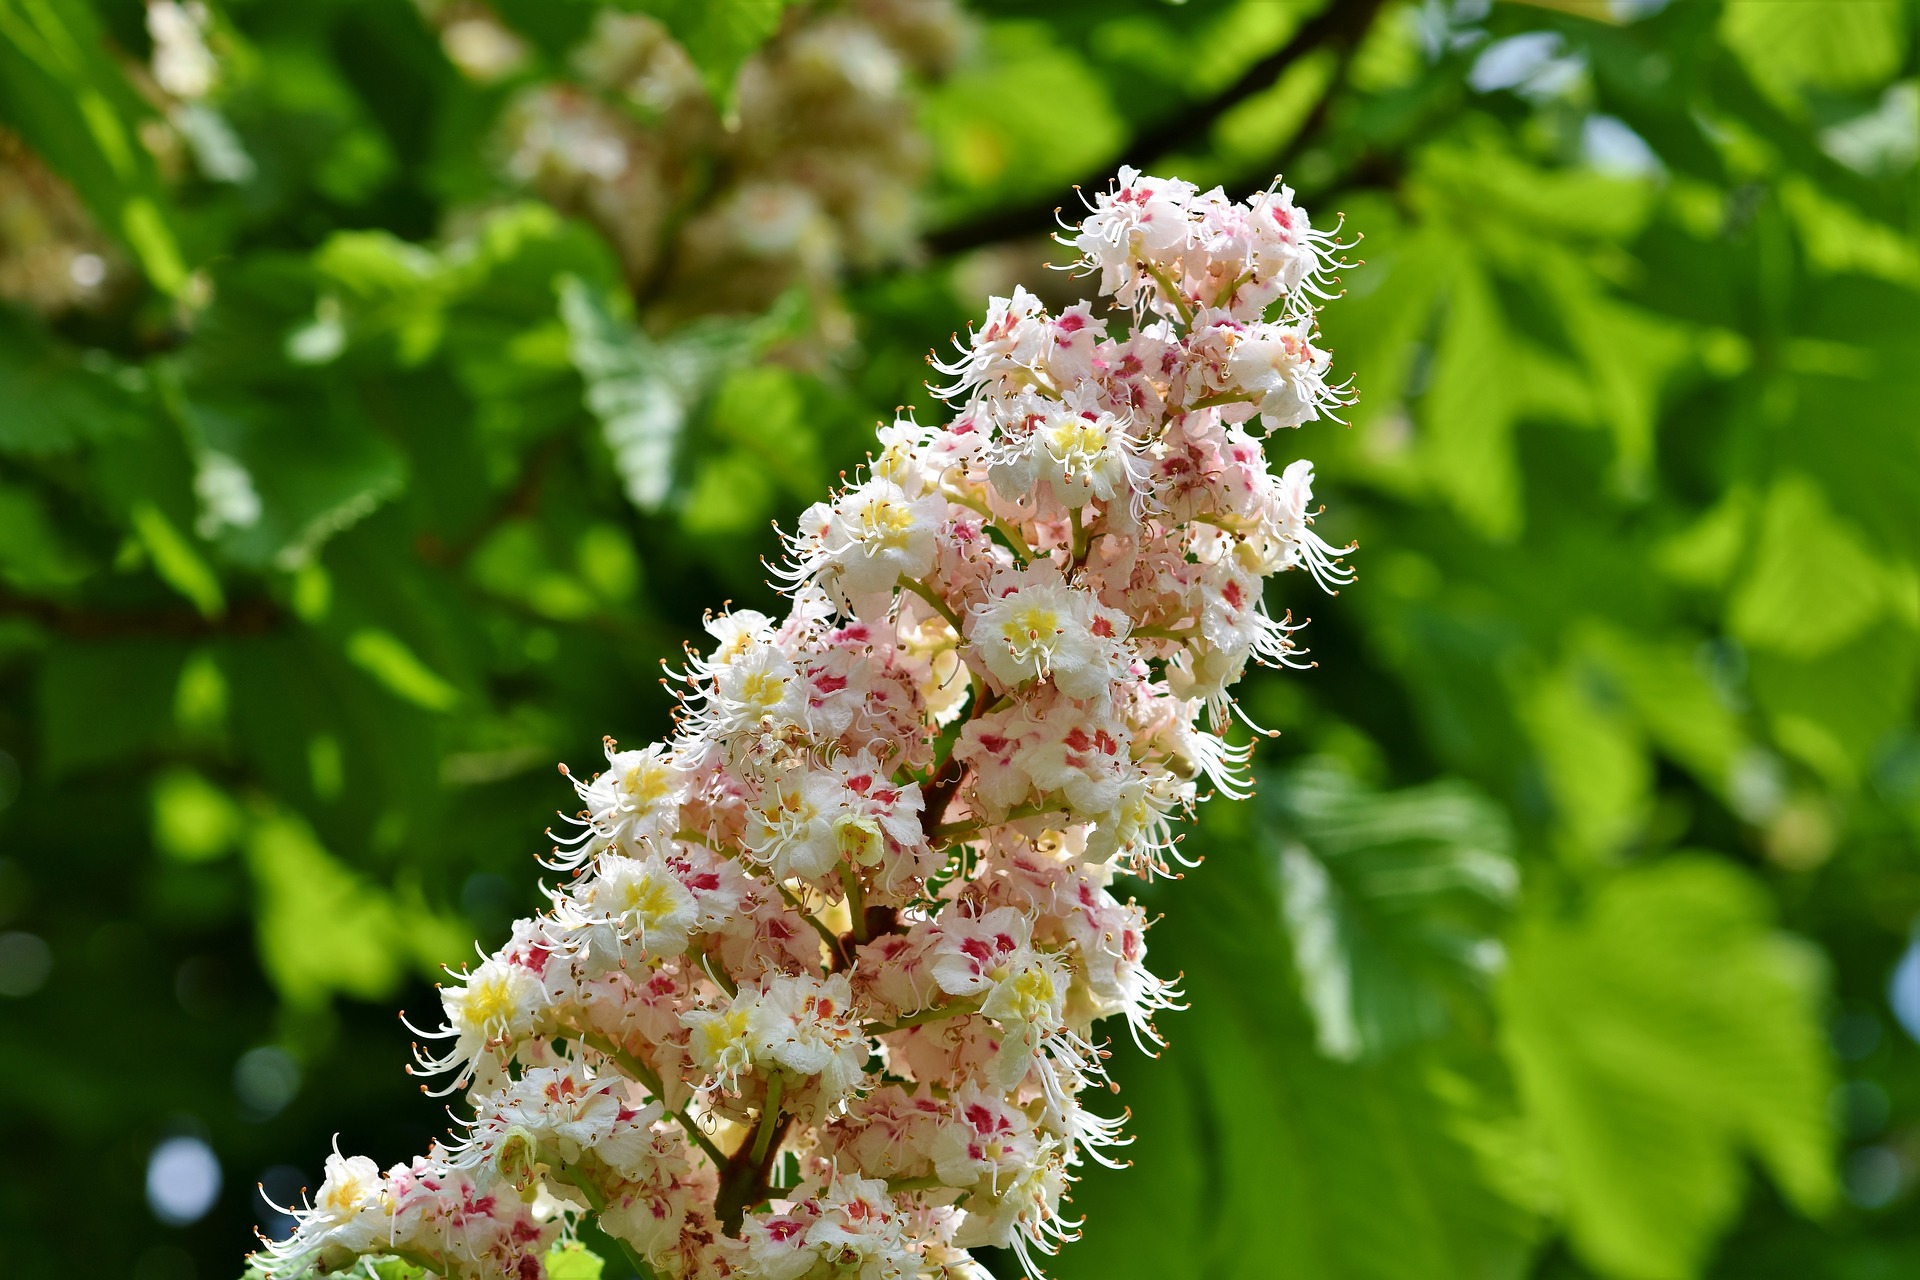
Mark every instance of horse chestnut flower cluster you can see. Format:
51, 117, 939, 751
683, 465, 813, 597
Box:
254, 166, 1355, 1280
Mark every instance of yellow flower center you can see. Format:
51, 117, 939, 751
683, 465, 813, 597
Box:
461, 973, 519, 1034
1045, 418, 1108, 466
619, 874, 680, 926
319, 1173, 369, 1214
739, 670, 787, 711
1007, 964, 1057, 1017
621, 762, 674, 805
858, 497, 918, 550
696, 1008, 751, 1061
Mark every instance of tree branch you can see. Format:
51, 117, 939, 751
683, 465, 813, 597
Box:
0, 589, 284, 641
923, 0, 1390, 257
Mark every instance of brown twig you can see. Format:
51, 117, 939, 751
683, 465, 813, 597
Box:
0, 589, 284, 640
415, 432, 570, 567
923, 0, 1391, 257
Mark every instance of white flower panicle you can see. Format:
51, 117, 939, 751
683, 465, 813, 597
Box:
252, 169, 1357, 1280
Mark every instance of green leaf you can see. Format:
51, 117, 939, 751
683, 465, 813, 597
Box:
1262, 761, 1518, 1062
1721, 0, 1906, 105
152, 767, 243, 863
38, 640, 185, 777
923, 21, 1125, 220
0, 482, 89, 590
345, 627, 463, 712
562, 277, 686, 511
245, 810, 467, 1007
1519, 658, 1652, 866
1728, 474, 1893, 658
1499, 858, 1836, 1280
560, 276, 791, 513
367, 1260, 426, 1280
1575, 623, 1750, 800
1062, 806, 1541, 1280
1420, 260, 1521, 540
0, 310, 149, 456
543, 1242, 606, 1280
180, 392, 407, 571
1750, 620, 1919, 788
0, 0, 188, 292
130, 500, 226, 618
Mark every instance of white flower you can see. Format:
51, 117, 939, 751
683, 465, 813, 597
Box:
711, 641, 809, 737
683, 996, 757, 1096
1263, 458, 1356, 591
433, 957, 546, 1068
988, 399, 1144, 514
748, 971, 869, 1103
806, 1175, 910, 1279
968, 572, 1129, 700
563, 740, 689, 863
951, 1139, 1078, 1276
586, 852, 698, 955
1226, 318, 1343, 431
251, 162, 1367, 1280
930, 1087, 1037, 1192
742, 766, 848, 881
930, 907, 1033, 1000
741, 1209, 821, 1280
1071, 166, 1197, 307
784, 479, 946, 617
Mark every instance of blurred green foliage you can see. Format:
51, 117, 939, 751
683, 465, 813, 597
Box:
2, 2, 1919, 1279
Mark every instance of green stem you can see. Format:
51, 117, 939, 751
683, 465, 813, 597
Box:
776, 883, 849, 969
749, 1072, 786, 1166
886, 1173, 949, 1194
941, 489, 1033, 562
576, 1032, 728, 1169
1185, 389, 1259, 413
558, 1164, 661, 1280
933, 800, 1065, 844
1068, 506, 1089, 567
695, 943, 738, 998
840, 863, 869, 945
1146, 260, 1195, 328
902, 577, 967, 636
866, 994, 984, 1037
384, 1248, 448, 1276
1212, 269, 1254, 310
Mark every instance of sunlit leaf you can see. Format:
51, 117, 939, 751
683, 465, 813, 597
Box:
1262, 760, 1518, 1062
0, 0, 188, 291
246, 810, 467, 1007
1500, 858, 1836, 1280
1727, 473, 1892, 658
1063, 799, 1541, 1280
345, 627, 463, 712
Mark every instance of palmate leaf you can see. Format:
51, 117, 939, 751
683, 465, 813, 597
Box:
559, 275, 804, 513
1261, 760, 1519, 1062
1061, 796, 1540, 1280
179, 389, 407, 571
1499, 858, 1836, 1280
